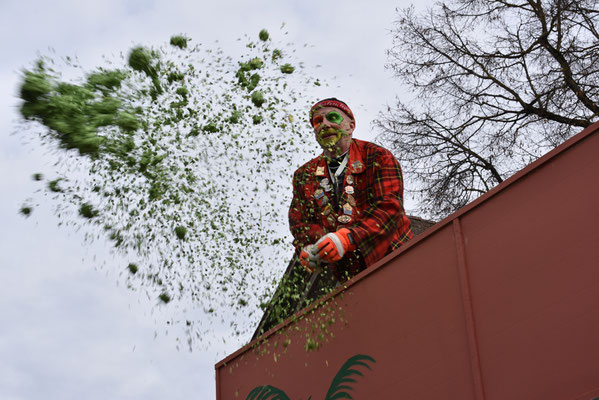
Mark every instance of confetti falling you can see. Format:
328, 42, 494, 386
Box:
16, 29, 326, 348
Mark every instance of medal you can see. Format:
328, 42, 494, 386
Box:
337, 215, 352, 224
345, 186, 354, 194
346, 194, 357, 207
343, 203, 353, 215
316, 166, 325, 176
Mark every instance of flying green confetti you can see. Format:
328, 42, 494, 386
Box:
17, 28, 325, 349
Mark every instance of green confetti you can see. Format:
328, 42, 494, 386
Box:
48, 179, 63, 193
175, 86, 189, 96
16, 29, 329, 349
87, 70, 125, 91
259, 29, 270, 41
79, 203, 98, 219
251, 91, 265, 107
19, 206, 33, 217
20, 70, 51, 103
167, 71, 185, 83
272, 49, 283, 61
280, 63, 295, 74
170, 35, 188, 49
159, 293, 171, 304
127, 263, 139, 274
252, 115, 263, 125
175, 226, 187, 240
128, 47, 154, 76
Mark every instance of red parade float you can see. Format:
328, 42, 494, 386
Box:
215, 122, 599, 400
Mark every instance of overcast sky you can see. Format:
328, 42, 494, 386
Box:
0, 1, 432, 399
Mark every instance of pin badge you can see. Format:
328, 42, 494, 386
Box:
324, 184, 332, 193
322, 204, 332, 216
327, 215, 337, 226
352, 161, 363, 172
346, 175, 354, 185
321, 195, 329, 206
338, 215, 352, 224
346, 194, 357, 207
320, 178, 330, 187
345, 186, 354, 194
314, 188, 324, 199
316, 166, 325, 176
343, 203, 353, 215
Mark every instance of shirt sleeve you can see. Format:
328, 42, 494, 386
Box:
348, 149, 412, 266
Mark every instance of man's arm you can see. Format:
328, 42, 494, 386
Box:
347, 150, 412, 266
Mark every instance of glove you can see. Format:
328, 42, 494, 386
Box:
315, 228, 356, 263
299, 244, 321, 273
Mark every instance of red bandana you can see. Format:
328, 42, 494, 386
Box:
310, 99, 355, 127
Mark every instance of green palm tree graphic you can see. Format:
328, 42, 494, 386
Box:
246, 354, 376, 400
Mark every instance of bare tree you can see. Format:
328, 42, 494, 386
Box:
376, 0, 599, 219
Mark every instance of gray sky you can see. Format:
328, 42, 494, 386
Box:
0, 1, 430, 398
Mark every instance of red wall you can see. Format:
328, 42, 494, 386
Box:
216, 122, 599, 400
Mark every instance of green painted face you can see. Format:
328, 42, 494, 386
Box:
317, 127, 347, 150
312, 111, 344, 128
313, 107, 353, 155
325, 110, 343, 124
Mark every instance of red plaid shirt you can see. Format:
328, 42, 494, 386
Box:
289, 139, 413, 279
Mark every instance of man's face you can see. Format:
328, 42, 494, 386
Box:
312, 106, 355, 156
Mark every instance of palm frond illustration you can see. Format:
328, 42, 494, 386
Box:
245, 354, 376, 400
324, 354, 376, 400
246, 385, 291, 400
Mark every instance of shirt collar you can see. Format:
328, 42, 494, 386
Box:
314, 139, 364, 176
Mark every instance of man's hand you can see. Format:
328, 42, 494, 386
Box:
315, 228, 356, 263
299, 245, 321, 273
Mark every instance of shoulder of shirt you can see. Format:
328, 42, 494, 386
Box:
292, 139, 395, 177
353, 138, 395, 158
293, 152, 325, 176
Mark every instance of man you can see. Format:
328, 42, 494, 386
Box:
289, 98, 413, 281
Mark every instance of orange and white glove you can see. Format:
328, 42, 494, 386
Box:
299, 244, 321, 273
315, 228, 356, 263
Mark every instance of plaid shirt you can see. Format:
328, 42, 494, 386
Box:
289, 139, 413, 279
